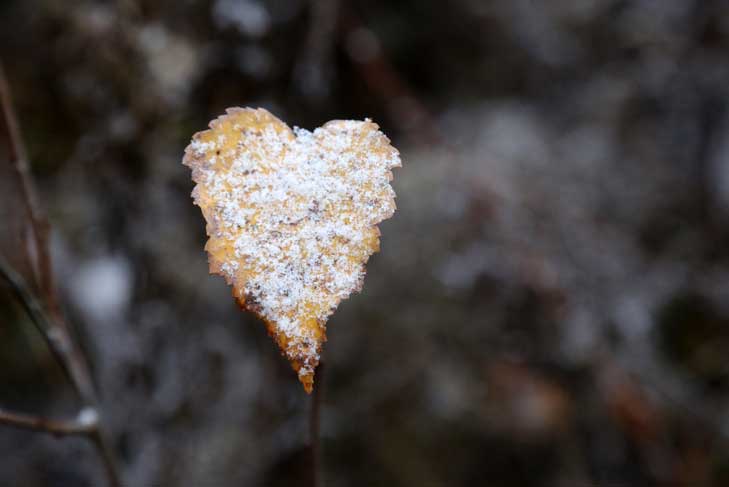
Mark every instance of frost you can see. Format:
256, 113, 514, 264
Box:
183, 108, 401, 391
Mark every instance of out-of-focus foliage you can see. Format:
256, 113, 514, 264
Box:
1, 1, 729, 486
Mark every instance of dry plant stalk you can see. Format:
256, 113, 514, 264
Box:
184, 107, 400, 392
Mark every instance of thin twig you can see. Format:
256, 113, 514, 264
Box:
309, 361, 324, 487
90, 429, 123, 487
0, 62, 98, 402
0, 256, 77, 394
0, 408, 96, 437
0, 61, 49, 297
0, 60, 122, 487
0, 257, 122, 487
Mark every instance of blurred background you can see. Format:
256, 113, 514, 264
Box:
1, 0, 729, 486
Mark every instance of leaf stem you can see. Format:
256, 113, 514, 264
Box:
309, 361, 324, 487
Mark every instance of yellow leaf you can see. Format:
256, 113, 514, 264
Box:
183, 108, 400, 392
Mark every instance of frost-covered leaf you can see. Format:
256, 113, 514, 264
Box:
183, 108, 400, 392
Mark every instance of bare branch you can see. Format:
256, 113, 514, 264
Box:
0, 60, 122, 487
0, 256, 77, 393
0, 58, 99, 406
0, 61, 49, 296
0, 408, 96, 437
0, 256, 122, 487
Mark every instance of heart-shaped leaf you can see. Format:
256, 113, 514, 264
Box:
183, 108, 400, 392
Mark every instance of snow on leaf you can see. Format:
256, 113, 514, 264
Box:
182, 108, 401, 392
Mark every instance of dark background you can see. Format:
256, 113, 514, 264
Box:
2, 1, 729, 486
